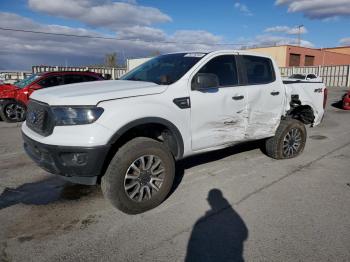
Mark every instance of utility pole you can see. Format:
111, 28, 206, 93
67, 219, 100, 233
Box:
297, 25, 304, 46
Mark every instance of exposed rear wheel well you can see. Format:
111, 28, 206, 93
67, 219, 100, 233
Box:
287, 105, 315, 125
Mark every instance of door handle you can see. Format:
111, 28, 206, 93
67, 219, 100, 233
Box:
232, 95, 244, 100
270, 91, 280, 96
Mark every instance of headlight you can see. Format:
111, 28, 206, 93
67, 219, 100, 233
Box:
51, 106, 104, 126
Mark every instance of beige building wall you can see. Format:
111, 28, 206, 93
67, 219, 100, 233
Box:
325, 46, 350, 56
127, 57, 152, 71
245, 46, 288, 67
247, 45, 350, 67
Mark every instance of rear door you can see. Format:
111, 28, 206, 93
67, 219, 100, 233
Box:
239, 55, 284, 139
63, 74, 86, 85
38, 75, 64, 88
190, 54, 248, 151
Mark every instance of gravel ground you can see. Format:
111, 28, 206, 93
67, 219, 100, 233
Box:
0, 87, 349, 262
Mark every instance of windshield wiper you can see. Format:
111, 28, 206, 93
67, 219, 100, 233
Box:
126, 77, 158, 85
127, 77, 144, 82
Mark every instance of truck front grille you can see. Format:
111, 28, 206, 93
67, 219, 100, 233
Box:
26, 100, 55, 136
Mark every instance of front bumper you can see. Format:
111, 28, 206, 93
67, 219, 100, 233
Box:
23, 133, 110, 185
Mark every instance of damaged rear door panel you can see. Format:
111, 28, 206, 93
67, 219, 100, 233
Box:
239, 55, 285, 139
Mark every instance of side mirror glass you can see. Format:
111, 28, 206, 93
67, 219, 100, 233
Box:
192, 73, 219, 90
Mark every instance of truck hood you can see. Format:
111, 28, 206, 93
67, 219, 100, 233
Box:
30, 80, 168, 105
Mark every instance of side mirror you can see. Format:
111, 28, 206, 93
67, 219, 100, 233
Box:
192, 73, 219, 90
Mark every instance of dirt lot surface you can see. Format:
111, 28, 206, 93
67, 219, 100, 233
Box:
0, 87, 349, 262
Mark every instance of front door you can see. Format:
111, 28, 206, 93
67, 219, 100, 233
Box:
190, 55, 248, 151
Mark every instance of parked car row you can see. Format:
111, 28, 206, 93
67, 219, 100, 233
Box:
0, 71, 105, 122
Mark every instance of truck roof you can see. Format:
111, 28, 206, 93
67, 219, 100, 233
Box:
38, 71, 102, 76
164, 50, 273, 59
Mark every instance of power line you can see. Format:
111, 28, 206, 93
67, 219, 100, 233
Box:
0, 27, 242, 46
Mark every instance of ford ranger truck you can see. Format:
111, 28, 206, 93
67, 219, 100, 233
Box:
22, 51, 327, 214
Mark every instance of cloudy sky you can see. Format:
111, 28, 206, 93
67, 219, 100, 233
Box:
0, 0, 349, 70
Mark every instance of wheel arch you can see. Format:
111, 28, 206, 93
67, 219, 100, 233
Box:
0, 98, 27, 108
288, 102, 315, 125
108, 117, 184, 160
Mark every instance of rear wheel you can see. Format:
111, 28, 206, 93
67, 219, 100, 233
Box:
0, 100, 26, 122
265, 119, 306, 159
101, 137, 175, 214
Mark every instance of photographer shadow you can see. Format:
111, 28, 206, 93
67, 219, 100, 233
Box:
185, 189, 248, 262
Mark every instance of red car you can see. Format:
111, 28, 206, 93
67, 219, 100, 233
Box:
0, 71, 104, 122
343, 90, 350, 110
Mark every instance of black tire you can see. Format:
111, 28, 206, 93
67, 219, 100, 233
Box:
101, 137, 175, 214
265, 119, 306, 159
0, 100, 27, 123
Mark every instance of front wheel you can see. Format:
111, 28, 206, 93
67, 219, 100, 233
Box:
0, 100, 27, 122
101, 137, 175, 214
265, 119, 307, 159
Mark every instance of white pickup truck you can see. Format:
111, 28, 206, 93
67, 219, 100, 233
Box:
22, 51, 327, 214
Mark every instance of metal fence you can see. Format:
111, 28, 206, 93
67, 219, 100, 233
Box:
32, 66, 127, 80
280, 65, 350, 87
0, 71, 32, 84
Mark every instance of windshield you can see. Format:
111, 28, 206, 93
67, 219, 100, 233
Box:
15, 74, 41, 89
289, 74, 306, 80
121, 53, 207, 85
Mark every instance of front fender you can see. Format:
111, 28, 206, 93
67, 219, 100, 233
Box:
108, 117, 184, 159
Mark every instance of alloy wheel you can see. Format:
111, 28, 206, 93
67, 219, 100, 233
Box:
5, 103, 26, 121
283, 128, 302, 157
124, 155, 165, 202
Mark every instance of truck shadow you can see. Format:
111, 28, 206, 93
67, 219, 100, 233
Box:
0, 177, 98, 210
331, 101, 343, 110
170, 140, 264, 196
0, 141, 262, 210
330, 91, 347, 110
185, 189, 248, 262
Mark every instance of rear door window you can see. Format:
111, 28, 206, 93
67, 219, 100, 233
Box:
241, 55, 275, 85
39, 75, 64, 88
83, 75, 100, 81
64, 74, 86, 84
